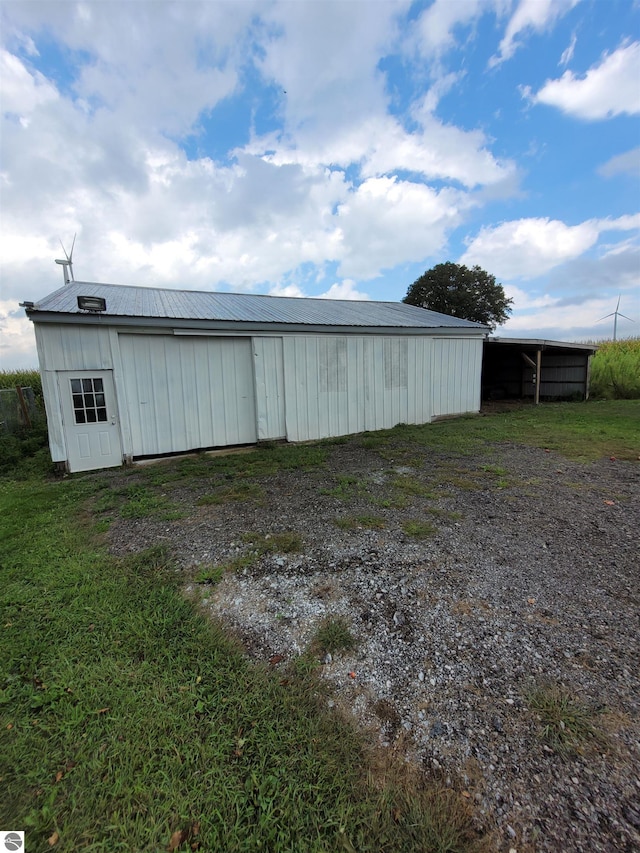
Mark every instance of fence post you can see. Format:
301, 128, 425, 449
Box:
16, 386, 32, 429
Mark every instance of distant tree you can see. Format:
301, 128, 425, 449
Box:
403, 262, 513, 331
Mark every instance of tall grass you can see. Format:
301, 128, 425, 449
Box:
0, 369, 49, 477
590, 338, 640, 400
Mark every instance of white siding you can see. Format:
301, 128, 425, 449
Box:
119, 334, 257, 456
34, 324, 113, 370
282, 335, 434, 441
34, 324, 115, 463
34, 318, 484, 467
253, 337, 286, 440
431, 337, 483, 417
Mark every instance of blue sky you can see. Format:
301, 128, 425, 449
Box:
1, 0, 638, 367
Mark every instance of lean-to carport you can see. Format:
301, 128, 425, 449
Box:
482, 338, 598, 404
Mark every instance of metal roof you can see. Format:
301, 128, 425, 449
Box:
27, 281, 487, 331
486, 337, 598, 352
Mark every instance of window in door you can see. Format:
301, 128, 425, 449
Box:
70, 377, 108, 424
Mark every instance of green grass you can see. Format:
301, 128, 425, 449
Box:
590, 338, 640, 400
0, 477, 482, 852
366, 400, 639, 462
402, 520, 437, 539
310, 617, 357, 657
334, 514, 386, 531
390, 474, 436, 498
193, 564, 226, 585
321, 474, 368, 500
527, 683, 605, 758
242, 530, 304, 555
118, 484, 185, 520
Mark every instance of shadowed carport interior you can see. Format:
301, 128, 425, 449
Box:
482, 338, 598, 404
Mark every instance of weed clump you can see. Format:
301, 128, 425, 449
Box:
527, 683, 605, 757
402, 520, 437, 538
311, 617, 356, 657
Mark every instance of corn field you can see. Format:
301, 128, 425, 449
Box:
589, 338, 640, 400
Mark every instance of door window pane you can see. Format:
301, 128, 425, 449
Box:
71, 377, 110, 426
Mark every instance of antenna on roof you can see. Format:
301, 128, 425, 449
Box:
55, 234, 76, 285
597, 295, 634, 341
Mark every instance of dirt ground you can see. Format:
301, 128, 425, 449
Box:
104, 434, 640, 852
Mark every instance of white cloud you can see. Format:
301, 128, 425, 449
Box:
257, 0, 404, 140
503, 284, 559, 310
0, 49, 59, 120
336, 177, 468, 279
528, 41, 640, 119
319, 280, 370, 300
460, 213, 640, 286
268, 283, 305, 298
251, 109, 514, 190
415, 0, 492, 55
491, 0, 581, 67
0, 301, 37, 367
598, 147, 640, 179
2, 1, 254, 137
559, 32, 577, 66
501, 293, 638, 340
460, 217, 601, 278
364, 112, 515, 189
599, 213, 640, 233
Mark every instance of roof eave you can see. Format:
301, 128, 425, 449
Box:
26, 311, 487, 336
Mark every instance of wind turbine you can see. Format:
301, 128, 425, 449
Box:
55, 234, 76, 285
597, 295, 634, 341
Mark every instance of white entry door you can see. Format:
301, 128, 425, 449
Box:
59, 370, 123, 472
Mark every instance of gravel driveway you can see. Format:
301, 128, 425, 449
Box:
106, 436, 639, 852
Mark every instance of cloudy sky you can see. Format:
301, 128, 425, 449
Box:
1, 0, 639, 368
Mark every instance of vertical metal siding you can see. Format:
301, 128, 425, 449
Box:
119, 335, 257, 456
252, 337, 286, 440
535, 355, 590, 399
432, 338, 482, 417
35, 323, 113, 371
282, 335, 436, 441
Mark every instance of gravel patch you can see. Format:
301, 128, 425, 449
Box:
106, 440, 640, 852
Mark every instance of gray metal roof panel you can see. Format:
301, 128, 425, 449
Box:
487, 337, 599, 352
29, 281, 487, 330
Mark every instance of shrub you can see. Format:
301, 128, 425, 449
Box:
0, 369, 50, 478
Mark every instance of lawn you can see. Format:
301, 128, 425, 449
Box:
0, 479, 479, 852
1, 399, 637, 851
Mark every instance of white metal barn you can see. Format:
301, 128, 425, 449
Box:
24, 281, 487, 473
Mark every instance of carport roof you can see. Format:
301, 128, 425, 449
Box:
26, 281, 487, 331
486, 337, 598, 352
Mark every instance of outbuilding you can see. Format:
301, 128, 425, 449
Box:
482, 338, 598, 404
24, 281, 487, 472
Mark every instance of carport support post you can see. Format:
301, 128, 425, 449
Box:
534, 349, 541, 405
520, 351, 540, 404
